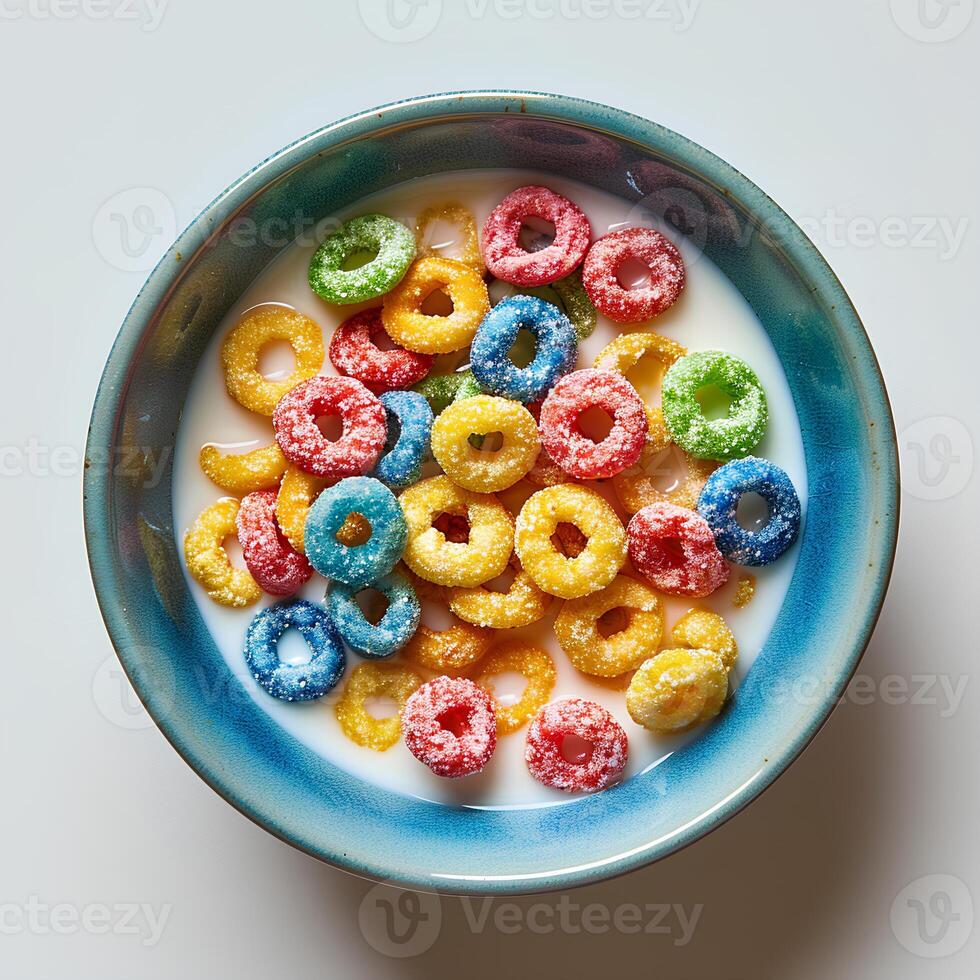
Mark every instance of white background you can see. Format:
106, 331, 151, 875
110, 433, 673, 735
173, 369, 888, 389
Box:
2, 0, 977, 976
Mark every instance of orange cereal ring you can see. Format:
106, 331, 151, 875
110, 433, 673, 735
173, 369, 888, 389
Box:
402, 617, 493, 675
514, 484, 626, 599
626, 648, 728, 734
613, 442, 717, 515
334, 662, 423, 752
400, 475, 513, 588
670, 608, 738, 672
448, 560, 553, 629
275, 466, 370, 553
554, 575, 664, 677
183, 498, 262, 607
381, 256, 490, 355
199, 441, 287, 495
415, 202, 484, 272
593, 330, 686, 377
220, 305, 324, 415
472, 641, 557, 736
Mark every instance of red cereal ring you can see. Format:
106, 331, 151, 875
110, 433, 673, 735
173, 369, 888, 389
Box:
525, 699, 628, 793
236, 490, 313, 595
582, 227, 685, 323
328, 307, 434, 394
402, 676, 497, 778
627, 501, 729, 597
481, 185, 592, 287
272, 375, 387, 478
538, 369, 647, 479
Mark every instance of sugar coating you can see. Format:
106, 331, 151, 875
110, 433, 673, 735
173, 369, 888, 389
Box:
276, 465, 328, 554
627, 501, 730, 598
525, 268, 597, 341
402, 677, 497, 778
184, 497, 262, 608
236, 489, 312, 595
402, 617, 493, 675
670, 608, 738, 672
335, 661, 423, 752
327, 569, 420, 659
372, 390, 434, 489
473, 642, 557, 736
308, 213, 415, 305
448, 561, 553, 630
524, 698, 628, 793
593, 329, 686, 376
482, 185, 592, 287
413, 369, 481, 414
626, 648, 728, 734
733, 574, 756, 608
582, 226, 685, 323
415, 202, 484, 273
199, 440, 287, 495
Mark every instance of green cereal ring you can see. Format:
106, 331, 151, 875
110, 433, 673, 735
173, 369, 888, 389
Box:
662, 350, 768, 461
413, 369, 482, 414
308, 214, 415, 304
525, 270, 597, 341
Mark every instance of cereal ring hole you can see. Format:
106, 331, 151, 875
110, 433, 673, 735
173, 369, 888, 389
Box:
257, 339, 296, 381
695, 384, 734, 421
433, 510, 470, 544
353, 587, 390, 626
437, 704, 475, 738
551, 522, 587, 558
338, 512, 373, 546
576, 405, 615, 443
508, 329, 536, 368
625, 360, 668, 405
518, 216, 556, 253
736, 491, 771, 531
277, 627, 314, 667
363, 694, 400, 719
643, 445, 693, 494
221, 534, 246, 567
467, 430, 504, 453
315, 413, 344, 441
341, 249, 378, 271
419, 287, 455, 317
483, 670, 527, 707
596, 606, 631, 638
615, 255, 654, 290
561, 733, 595, 765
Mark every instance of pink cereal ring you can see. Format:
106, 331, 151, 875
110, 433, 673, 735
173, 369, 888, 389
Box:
538, 369, 647, 479
481, 185, 592, 287
525, 699, 628, 793
272, 375, 387, 478
627, 501, 729, 597
236, 490, 313, 595
582, 227, 685, 323
328, 307, 434, 394
402, 676, 497, 778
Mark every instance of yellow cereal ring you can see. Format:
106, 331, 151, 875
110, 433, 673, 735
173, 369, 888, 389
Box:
381, 256, 491, 355
199, 441, 287, 494
334, 662, 423, 752
430, 395, 540, 493
514, 484, 626, 599
554, 575, 664, 677
400, 475, 513, 588
183, 498, 262, 607
626, 648, 729, 734
276, 466, 367, 553
447, 560, 553, 629
402, 617, 493, 675
415, 202, 484, 273
593, 330, 686, 376
472, 642, 557, 736
670, 608, 738, 672
220, 305, 324, 415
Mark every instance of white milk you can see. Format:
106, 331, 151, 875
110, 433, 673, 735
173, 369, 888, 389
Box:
173, 170, 807, 807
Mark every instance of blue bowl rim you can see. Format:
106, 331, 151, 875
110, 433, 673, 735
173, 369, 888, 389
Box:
84, 89, 899, 894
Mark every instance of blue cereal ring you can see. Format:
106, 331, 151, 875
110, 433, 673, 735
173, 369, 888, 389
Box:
244, 599, 345, 701
372, 390, 433, 488
470, 295, 577, 403
328, 569, 421, 659
304, 476, 408, 587
696, 456, 801, 566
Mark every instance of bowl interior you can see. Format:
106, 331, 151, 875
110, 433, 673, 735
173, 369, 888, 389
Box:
85, 93, 897, 893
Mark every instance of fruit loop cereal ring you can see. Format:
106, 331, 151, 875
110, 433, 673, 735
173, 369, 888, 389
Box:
470, 295, 577, 403
593, 329, 686, 377
372, 390, 434, 489
538, 369, 647, 479
525, 269, 597, 341
272, 375, 387, 478
199, 441, 287, 495
627, 501, 729, 597
473, 642, 557, 736
582, 227, 685, 323
482, 185, 591, 287
671, 609, 738, 672
402, 676, 497, 777
413, 369, 481, 414
661, 350, 768, 461
308, 214, 415, 304
403, 617, 493, 675
244, 598, 345, 702
696, 456, 801, 566
327, 569, 420, 659
382, 256, 490, 355
220, 305, 325, 416
613, 442, 717, 516
415, 202, 484, 272
430, 395, 539, 493
236, 490, 312, 595
335, 662, 423, 751
626, 648, 728, 734
400, 475, 513, 588
515, 485, 626, 599
305, 477, 408, 588
328, 307, 434, 394
184, 498, 262, 608
275, 465, 327, 554
525, 699, 628, 793
554, 575, 664, 677
448, 560, 553, 629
